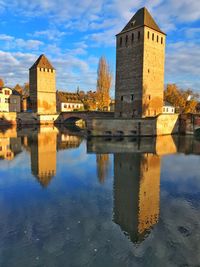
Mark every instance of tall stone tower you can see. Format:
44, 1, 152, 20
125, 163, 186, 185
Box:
115, 7, 166, 118
29, 54, 57, 114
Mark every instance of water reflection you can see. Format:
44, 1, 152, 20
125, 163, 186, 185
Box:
29, 128, 58, 187
0, 127, 22, 160
113, 153, 160, 242
0, 125, 200, 252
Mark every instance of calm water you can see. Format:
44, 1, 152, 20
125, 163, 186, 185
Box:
0, 126, 200, 267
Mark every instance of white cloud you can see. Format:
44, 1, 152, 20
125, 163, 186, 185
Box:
0, 34, 43, 51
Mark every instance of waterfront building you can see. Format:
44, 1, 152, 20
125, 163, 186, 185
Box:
56, 91, 84, 112
29, 54, 57, 114
115, 7, 166, 118
163, 101, 175, 114
0, 87, 21, 112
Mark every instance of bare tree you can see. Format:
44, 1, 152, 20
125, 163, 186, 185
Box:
96, 56, 112, 111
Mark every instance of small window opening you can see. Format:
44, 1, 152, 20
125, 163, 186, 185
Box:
138, 31, 140, 40
157, 35, 159, 42
121, 96, 123, 101
131, 94, 134, 101
147, 31, 150, 39
152, 33, 154, 41
119, 37, 122, 47
132, 33, 134, 42
125, 35, 128, 46
161, 37, 163, 44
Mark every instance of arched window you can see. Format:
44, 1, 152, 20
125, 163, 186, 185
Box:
152, 33, 154, 41
161, 37, 163, 44
157, 35, 159, 42
147, 31, 150, 39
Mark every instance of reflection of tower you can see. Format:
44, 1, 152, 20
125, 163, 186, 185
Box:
113, 153, 160, 243
96, 154, 110, 184
30, 130, 57, 187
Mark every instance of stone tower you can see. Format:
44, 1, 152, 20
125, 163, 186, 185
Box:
115, 7, 166, 118
29, 54, 56, 114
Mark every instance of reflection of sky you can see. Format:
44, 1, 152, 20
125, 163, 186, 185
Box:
0, 139, 200, 266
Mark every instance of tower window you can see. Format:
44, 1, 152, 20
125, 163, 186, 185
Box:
125, 35, 128, 46
147, 31, 150, 39
131, 94, 134, 101
121, 96, 123, 101
119, 37, 122, 47
138, 31, 140, 40
152, 33, 154, 41
132, 33, 134, 43
161, 37, 163, 44
157, 35, 159, 42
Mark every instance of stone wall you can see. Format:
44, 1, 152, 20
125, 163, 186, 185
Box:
87, 114, 179, 136
156, 114, 179, 135
87, 117, 156, 136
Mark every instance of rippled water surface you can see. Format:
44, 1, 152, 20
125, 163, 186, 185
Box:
0, 126, 200, 267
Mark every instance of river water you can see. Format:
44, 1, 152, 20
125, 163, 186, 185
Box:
0, 126, 199, 267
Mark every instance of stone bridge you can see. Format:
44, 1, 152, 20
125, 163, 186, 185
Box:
179, 114, 200, 135
56, 111, 114, 124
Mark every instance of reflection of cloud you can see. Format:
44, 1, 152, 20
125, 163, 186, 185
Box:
161, 154, 200, 193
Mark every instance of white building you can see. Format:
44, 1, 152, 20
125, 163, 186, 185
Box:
0, 87, 21, 112
163, 102, 175, 114
56, 91, 84, 112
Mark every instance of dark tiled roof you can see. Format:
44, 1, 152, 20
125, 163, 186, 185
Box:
120, 7, 165, 35
164, 101, 174, 107
30, 54, 55, 70
57, 91, 83, 104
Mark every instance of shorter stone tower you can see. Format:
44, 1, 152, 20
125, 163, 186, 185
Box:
115, 7, 166, 118
29, 54, 56, 114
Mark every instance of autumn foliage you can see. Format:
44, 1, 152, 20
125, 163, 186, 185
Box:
164, 84, 199, 113
0, 78, 4, 87
96, 57, 112, 111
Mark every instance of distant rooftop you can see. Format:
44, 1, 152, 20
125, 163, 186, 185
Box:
57, 91, 83, 104
119, 7, 165, 35
30, 54, 55, 70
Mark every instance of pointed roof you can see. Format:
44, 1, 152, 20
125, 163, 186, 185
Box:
30, 54, 55, 70
119, 7, 165, 35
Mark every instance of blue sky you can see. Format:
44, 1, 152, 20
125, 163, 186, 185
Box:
0, 0, 200, 94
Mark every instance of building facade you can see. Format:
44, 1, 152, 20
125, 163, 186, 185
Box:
0, 87, 21, 112
163, 102, 175, 114
29, 54, 57, 114
57, 91, 84, 112
115, 7, 166, 118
